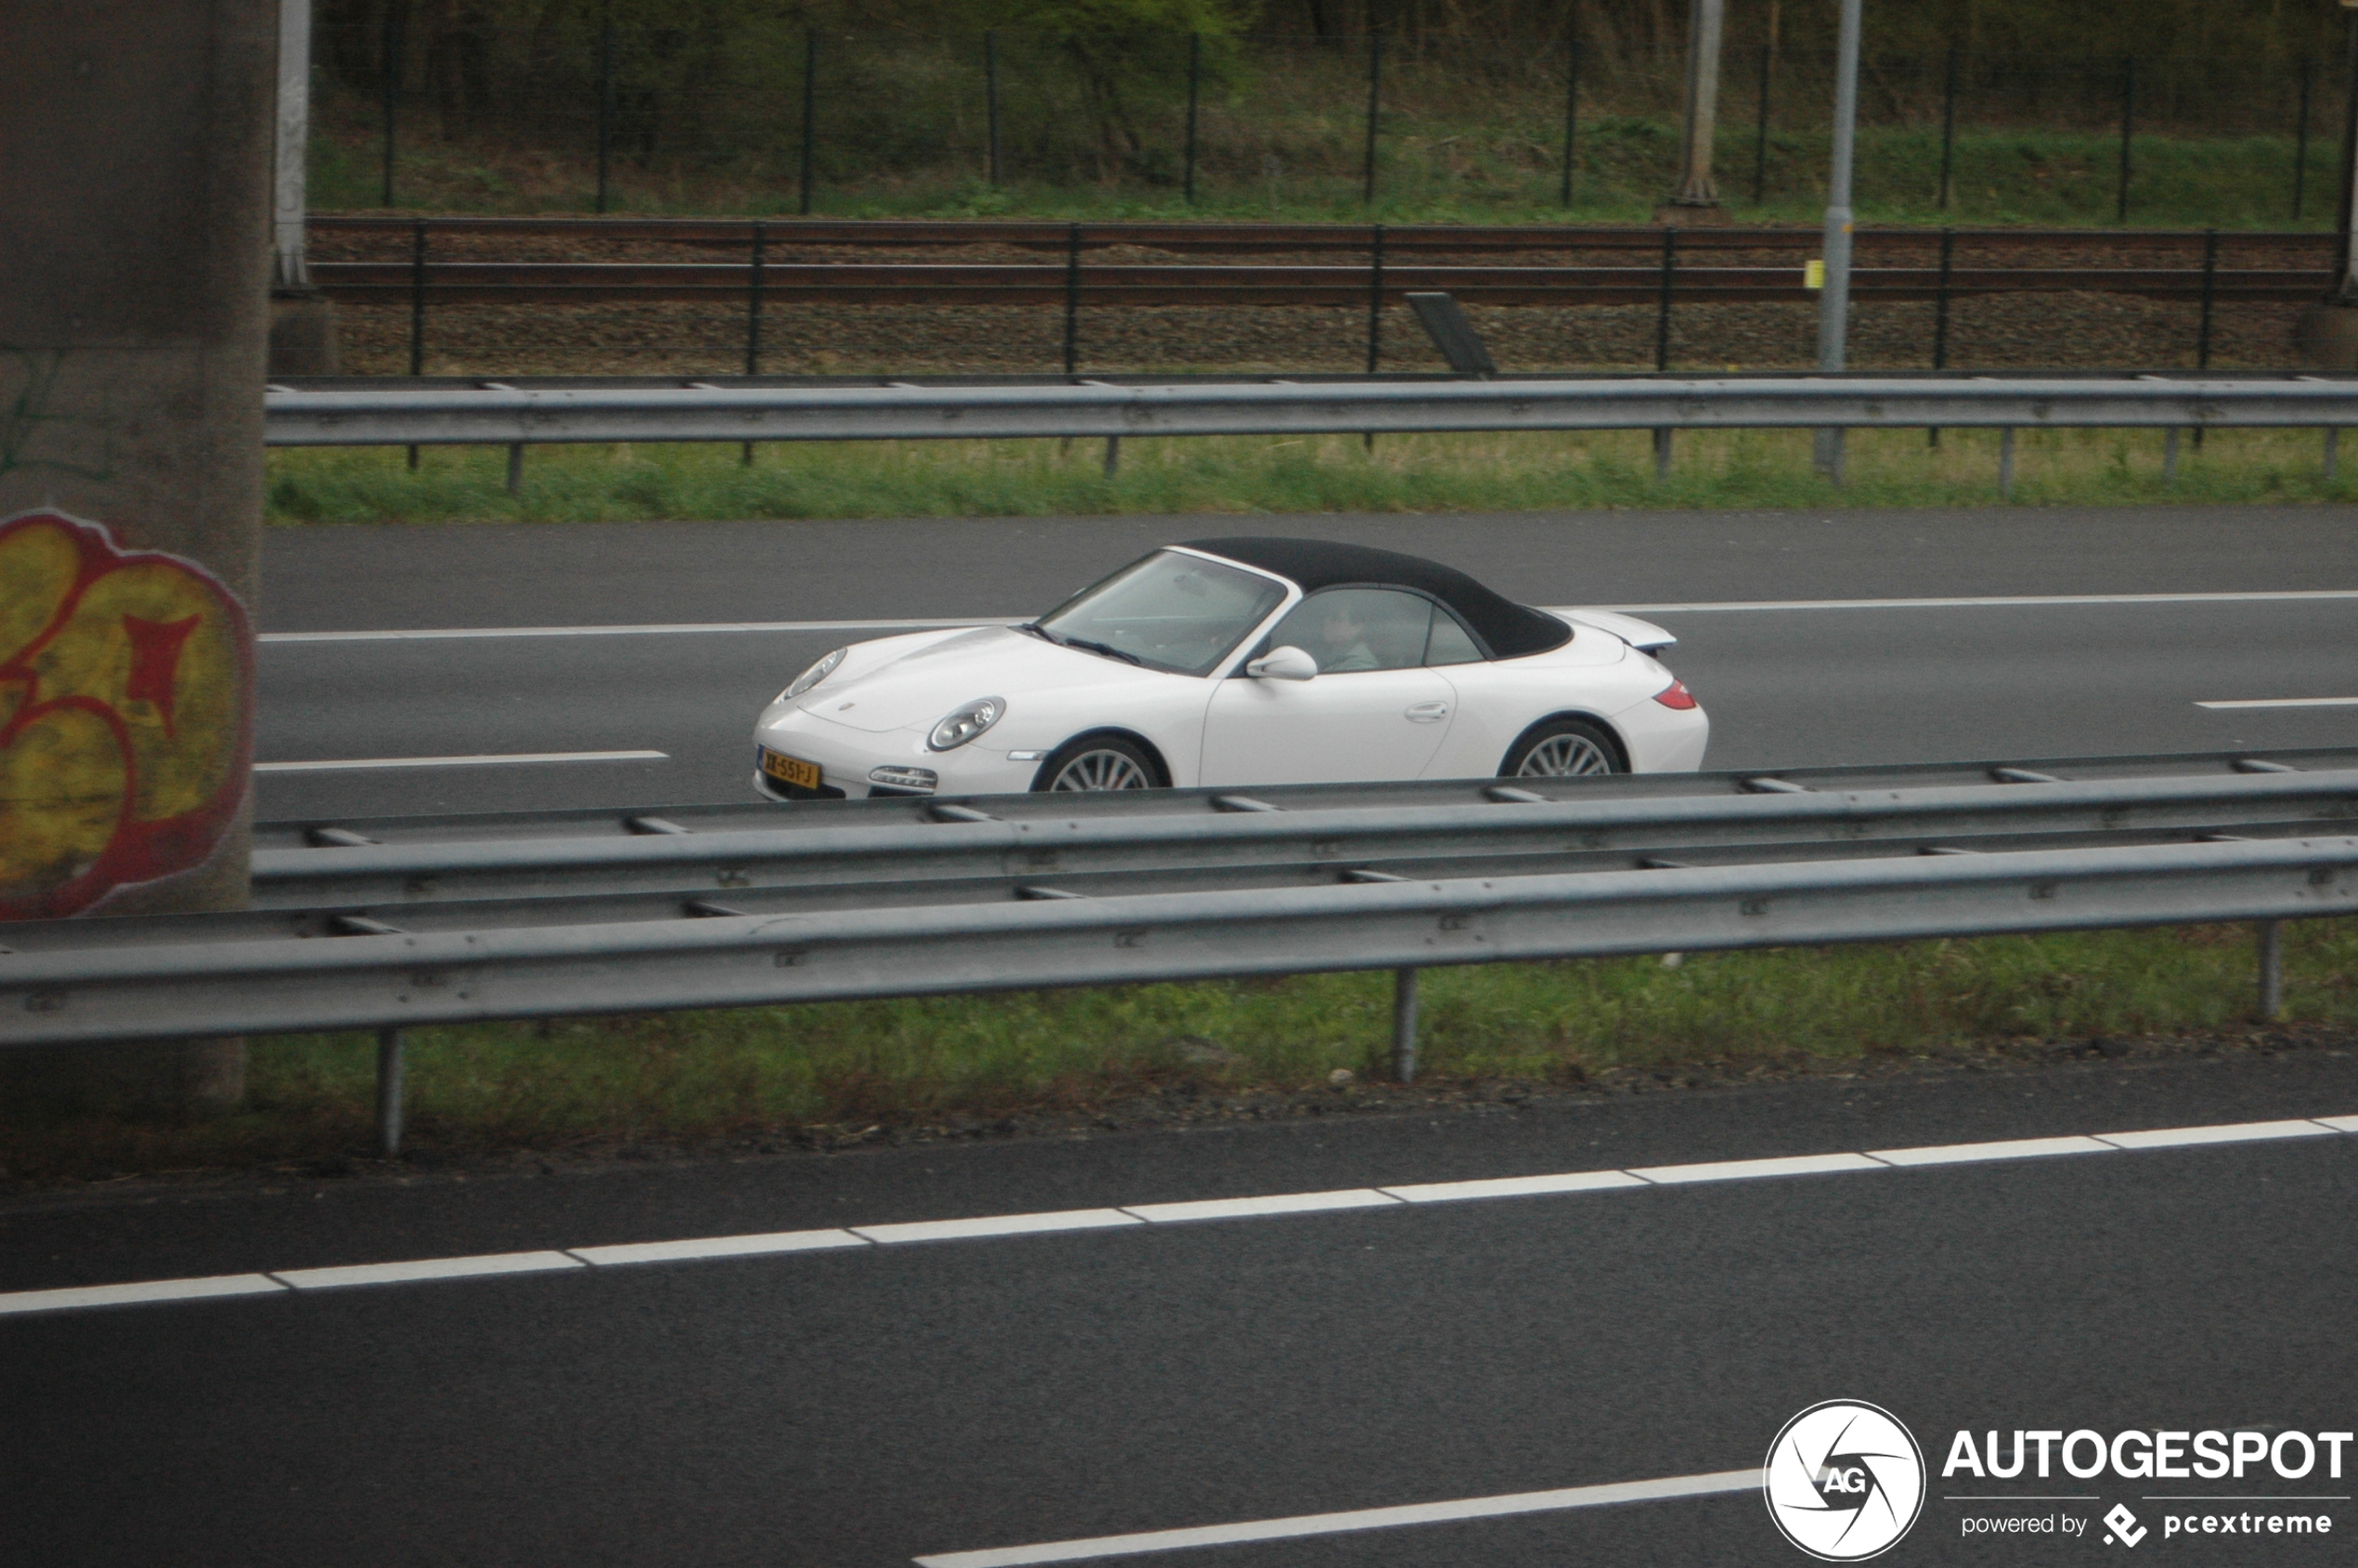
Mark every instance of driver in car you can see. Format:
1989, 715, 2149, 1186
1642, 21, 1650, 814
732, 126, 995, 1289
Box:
1315, 601, 1379, 672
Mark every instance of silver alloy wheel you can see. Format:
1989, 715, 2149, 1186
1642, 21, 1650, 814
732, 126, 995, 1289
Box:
1516, 733, 1613, 777
1049, 748, 1152, 791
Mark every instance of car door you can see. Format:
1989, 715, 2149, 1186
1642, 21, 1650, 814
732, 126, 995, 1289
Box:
1199, 588, 1459, 786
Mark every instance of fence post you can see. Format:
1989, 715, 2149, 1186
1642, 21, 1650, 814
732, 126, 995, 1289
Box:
1752, 43, 1771, 205
799, 28, 817, 216
381, 3, 401, 206
2257, 920, 2284, 1019
1654, 226, 1677, 371
407, 218, 425, 470
2297, 57, 2314, 222
596, 0, 615, 213
745, 220, 767, 377
1366, 222, 1385, 373
376, 1029, 407, 1157
1937, 45, 1959, 211
985, 31, 1002, 187
1063, 222, 1082, 375
2196, 227, 2219, 370
1560, 38, 1580, 207
1392, 967, 1419, 1083
2117, 57, 2134, 224
1928, 227, 1954, 448
1184, 32, 1201, 203
1362, 28, 1383, 205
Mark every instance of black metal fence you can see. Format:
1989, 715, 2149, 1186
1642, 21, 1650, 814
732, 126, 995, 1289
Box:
308, 23, 2346, 226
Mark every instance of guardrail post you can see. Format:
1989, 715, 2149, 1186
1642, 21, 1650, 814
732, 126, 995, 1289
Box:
2327, 427, 2340, 483
2257, 920, 2284, 1020
2163, 426, 2179, 486
1392, 967, 1419, 1083
375, 1028, 407, 1156
1653, 426, 1673, 480
506, 443, 525, 493
1103, 434, 1121, 477
1998, 426, 2015, 498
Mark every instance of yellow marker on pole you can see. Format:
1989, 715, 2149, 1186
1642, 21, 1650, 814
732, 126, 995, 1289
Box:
1805, 258, 1826, 290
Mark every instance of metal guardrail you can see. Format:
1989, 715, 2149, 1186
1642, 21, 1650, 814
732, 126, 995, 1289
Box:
263, 373, 2358, 449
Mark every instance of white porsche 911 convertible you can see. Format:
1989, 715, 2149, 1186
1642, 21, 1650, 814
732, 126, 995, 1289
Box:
752, 537, 1707, 800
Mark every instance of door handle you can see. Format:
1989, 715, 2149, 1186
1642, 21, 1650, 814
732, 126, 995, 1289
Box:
1404, 701, 1450, 722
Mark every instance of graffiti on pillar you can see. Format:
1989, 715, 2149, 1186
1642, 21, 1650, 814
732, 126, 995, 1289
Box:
0, 510, 252, 920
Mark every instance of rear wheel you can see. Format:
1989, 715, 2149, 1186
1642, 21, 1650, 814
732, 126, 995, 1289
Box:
1501, 719, 1622, 779
1034, 734, 1160, 792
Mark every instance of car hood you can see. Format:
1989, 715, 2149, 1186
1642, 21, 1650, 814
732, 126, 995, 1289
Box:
798, 625, 1175, 732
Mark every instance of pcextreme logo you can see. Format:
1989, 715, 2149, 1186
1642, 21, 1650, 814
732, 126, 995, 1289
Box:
1765, 1401, 1929, 1561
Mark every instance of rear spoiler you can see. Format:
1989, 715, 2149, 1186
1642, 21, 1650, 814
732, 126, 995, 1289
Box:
1547, 607, 1678, 653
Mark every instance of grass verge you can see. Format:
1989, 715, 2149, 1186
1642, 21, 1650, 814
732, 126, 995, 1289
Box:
6, 922, 2351, 1186
266, 426, 2358, 526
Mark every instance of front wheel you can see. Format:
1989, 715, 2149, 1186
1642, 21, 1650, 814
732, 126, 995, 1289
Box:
1500, 718, 1622, 779
1033, 734, 1161, 792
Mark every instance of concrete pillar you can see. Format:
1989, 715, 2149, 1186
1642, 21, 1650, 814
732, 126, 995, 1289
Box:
0, 1, 275, 1106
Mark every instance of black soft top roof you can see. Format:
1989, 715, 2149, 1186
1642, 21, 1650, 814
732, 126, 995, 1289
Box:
1182, 537, 1572, 659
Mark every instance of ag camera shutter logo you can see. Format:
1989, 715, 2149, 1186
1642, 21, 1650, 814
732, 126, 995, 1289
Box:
1765, 1400, 1927, 1561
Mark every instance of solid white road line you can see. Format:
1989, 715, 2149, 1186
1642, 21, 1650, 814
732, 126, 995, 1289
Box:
272, 1250, 586, 1290
1626, 1151, 1888, 1185
1869, 1134, 2115, 1167
2093, 1119, 2338, 1151
1121, 1188, 1404, 1224
853, 1210, 1143, 1245
910, 1468, 1764, 1568
254, 750, 667, 772
5, 1114, 2351, 1319
252, 590, 2358, 647
0, 1273, 289, 1316
1380, 1170, 1648, 1203
2196, 696, 2358, 710
569, 1229, 869, 1266
260, 618, 1016, 643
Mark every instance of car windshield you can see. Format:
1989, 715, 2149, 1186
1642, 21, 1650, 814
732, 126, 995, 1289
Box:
1032, 551, 1289, 677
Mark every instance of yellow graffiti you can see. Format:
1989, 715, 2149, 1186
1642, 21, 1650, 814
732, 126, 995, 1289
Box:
0, 512, 251, 919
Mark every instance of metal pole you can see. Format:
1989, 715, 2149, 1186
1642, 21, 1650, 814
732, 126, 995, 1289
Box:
1391, 967, 1419, 1083
273, 0, 314, 291
1063, 222, 1082, 376
381, 2, 400, 206
799, 28, 817, 217
2163, 426, 2179, 485
1928, 227, 1954, 447
985, 31, 1002, 187
596, 0, 614, 213
1366, 222, 1385, 373
1561, 38, 1581, 207
408, 217, 425, 470
1363, 28, 1382, 205
375, 1028, 407, 1157
1752, 43, 1771, 206
2297, 57, 2314, 223
2329, 426, 2341, 483
1938, 45, 1959, 212
2257, 920, 2284, 1020
745, 220, 766, 377
1184, 32, 1201, 204
2117, 57, 2134, 224
1671, 0, 1726, 208
1999, 425, 2015, 498
1103, 434, 1121, 477
1811, 0, 1862, 481
506, 443, 525, 493
2341, 12, 2358, 296
2196, 227, 2219, 369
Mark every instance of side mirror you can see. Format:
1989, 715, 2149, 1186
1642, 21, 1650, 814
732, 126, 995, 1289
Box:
1245, 644, 1319, 681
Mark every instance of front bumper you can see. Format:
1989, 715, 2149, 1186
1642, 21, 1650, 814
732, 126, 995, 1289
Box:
753, 708, 1042, 802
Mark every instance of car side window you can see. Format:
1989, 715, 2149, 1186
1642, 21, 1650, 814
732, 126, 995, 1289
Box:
1263, 589, 1433, 674
1424, 609, 1484, 667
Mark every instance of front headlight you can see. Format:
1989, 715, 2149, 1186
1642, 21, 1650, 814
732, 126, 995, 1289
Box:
927, 696, 1005, 751
779, 647, 847, 703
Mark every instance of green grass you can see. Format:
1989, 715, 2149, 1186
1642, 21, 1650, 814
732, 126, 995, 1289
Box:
266, 426, 2358, 526
6, 922, 2350, 1182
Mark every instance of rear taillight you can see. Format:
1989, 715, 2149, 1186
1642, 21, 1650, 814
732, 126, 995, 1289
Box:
1652, 679, 1699, 710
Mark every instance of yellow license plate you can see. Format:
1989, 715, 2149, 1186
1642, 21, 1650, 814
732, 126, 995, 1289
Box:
760, 748, 823, 790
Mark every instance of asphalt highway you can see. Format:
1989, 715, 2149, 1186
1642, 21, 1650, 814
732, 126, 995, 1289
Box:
253, 506, 2358, 819
5, 1053, 2354, 1566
